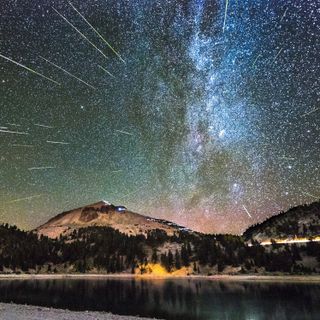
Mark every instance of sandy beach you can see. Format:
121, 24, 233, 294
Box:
0, 303, 160, 320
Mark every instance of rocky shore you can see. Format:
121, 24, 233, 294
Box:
0, 303, 160, 320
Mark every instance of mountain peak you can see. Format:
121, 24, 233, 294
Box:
36, 201, 190, 239
99, 200, 111, 205
83, 200, 112, 208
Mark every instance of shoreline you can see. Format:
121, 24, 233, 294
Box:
1, 273, 320, 282
0, 303, 160, 320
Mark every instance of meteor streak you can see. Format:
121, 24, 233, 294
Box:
111, 170, 123, 173
28, 166, 56, 171
7, 123, 21, 127
279, 156, 295, 160
302, 191, 319, 199
40, 56, 96, 90
46, 140, 70, 145
98, 65, 115, 78
0, 53, 60, 85
280, 8, 289, 23
34, 123, 54, 129
252, 53, 261, 67
272, 48, 283, 63
10, 144, 34, 148
115, 129, 133, 136
242, 205, 252, 218
52, 7, 108, 60
302, 107, 320, 117
222, 0, 229, 33
7, 195, 43, 203
68, 1, 125, 63
117, 185, 145, 202
0, 129, 29, 135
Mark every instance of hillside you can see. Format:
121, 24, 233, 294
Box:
1, 222, 320, 275
1, 200, 320, 275
243, 201, 320, 244
36, 200, 191, 239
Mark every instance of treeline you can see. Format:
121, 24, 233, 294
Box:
0, 225, 147, 274
146, 232, 320, 274
62, 227, 146, 273
0, 224, 62, 271
0, 224, 320, 274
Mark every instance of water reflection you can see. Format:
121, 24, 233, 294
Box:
0, 278, 319, 320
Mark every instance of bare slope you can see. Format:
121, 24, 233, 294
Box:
36, 200, 191, 239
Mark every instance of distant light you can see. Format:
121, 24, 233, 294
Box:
115, 206, 126, 212
219, 129, 226, 138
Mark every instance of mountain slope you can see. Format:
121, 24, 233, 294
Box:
36, 200, 191, 239
2, 200, 320, 275
3, 221, 320, 275
243, 201, 320, 243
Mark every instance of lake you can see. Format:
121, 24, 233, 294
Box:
0, 277, 319, 319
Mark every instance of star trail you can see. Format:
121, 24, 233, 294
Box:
0, 0, 319, 234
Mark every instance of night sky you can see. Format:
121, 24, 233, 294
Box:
0, 0, 319, 234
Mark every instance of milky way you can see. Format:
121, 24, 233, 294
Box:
0, 0, 319, 233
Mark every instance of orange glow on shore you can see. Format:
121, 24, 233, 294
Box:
137, 263, 189, 276
147, 263, 168, 276
137, 263, 168, 276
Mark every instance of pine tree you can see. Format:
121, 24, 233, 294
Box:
193, 261, 197, 273
151, 248, 158, 263
160, 253, 169, 271
181, 244, 190, 266
168, 250, 174, 272
175, 250, 181, 269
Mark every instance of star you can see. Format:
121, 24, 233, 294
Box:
0, 0, 318, 235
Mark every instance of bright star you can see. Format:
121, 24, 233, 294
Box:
219, 129, 226, 138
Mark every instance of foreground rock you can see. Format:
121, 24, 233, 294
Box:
0, 303, 160, 320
